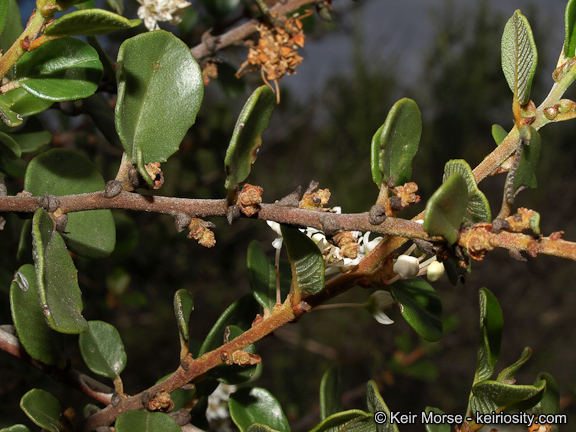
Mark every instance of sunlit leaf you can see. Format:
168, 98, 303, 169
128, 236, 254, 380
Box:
391, 278, 443, 342
116, 30, 203, 185
224, 85, 275, 191
443, 160, 491, 223
79, 320, 127, 379
320, 366, 342, 420
491, 124, 508, 146
501, 10, 538, 104
423, 172, 468, 244
45, 9, 140, 36
229, 387, 290, 432
31, 209, 88, 334
0, 425, 32, 432
13, 37, 102, 101
10, 264, 65, 366
475, 288, 503, 383
115, 411, 181, 432
371, 98, 421, 188
19, 389, 61, 432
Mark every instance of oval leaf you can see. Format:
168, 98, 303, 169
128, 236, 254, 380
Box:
475, 288, 503, 382
25, 148, 116, 258
497, 347, 532, 382
0, 94, 23, 127
11, 130, 52, 154
229, 387, 290, 432
366, 380, 400, 432
280, 225, 325, 296
45, 9, 141, 36
0, 131, 21, 159
31, 209, 88, 334
424, 172, 468, 244
116, 30, 203, 182
174, 289, 194, 342
6, 88, 53, 117
79, 320, 127, 379
224, 85, 275, 191
532, 373, 560, 416
320, 366, 342, 420
565, 0, 576, 58
9, 264, 65, 366
0, 425, 32, 432
19, 389, 61, 432
501, 10, 538, 105
390, 278, 443, 342
13, 37, 102, 101
371, 98, 421, 188
491, 124, 508, 146
309, 410, 373, 432
115, 411, 181, 432
470, 379, 545, 415
443, 160, 491, 223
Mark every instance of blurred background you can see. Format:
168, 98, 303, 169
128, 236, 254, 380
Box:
1, 0, 576, 430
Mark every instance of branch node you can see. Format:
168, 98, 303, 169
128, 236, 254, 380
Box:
37, 192, 60, 212
103, 180, 123, 198
369, 205, 387, 225
319, 214, 340, 237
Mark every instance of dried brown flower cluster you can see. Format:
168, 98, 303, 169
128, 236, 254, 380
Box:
236, 13, 308, 102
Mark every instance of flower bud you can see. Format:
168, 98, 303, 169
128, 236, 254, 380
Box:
393, 255, 420, 279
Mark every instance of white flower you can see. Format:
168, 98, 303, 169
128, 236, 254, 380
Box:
365, 291, 395, 325
206, 384, 236, 421
426, 260, 445, 282
393, 255, 420, 279
136, 0, 191, 31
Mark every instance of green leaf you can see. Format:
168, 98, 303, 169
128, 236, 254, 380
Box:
9, 264, 65, 366
390, 278, 443, 342
531, 373, 560, 416
229, 387, 290, 432
491, 124, 508, 146
31, 209, 88, 334
371, 98, 422, 188
475, 288, 503, 382
116, 30, 203, 185
309, 410, 373, 432
11, 130, 52, 154
115, 411, 181, 432
497, 347, 532, 382
0, 0, 8, 35
106, 0, 124, 14
224, 85, 275, 191
443, 160, 491, 223
6, 88, 53, 117
320, 366, 342, 420
248, 424, 282, 432
0, 1, 23, 60
174, 289, 194, 342
565, 0, 576, 58
247, 241, 291, 310
13, 37, 102, 101
366, 380, 400, 432
0, 425, 32, 432
0, 94, 23, 127
0, 131, 21, 159
470, 379, 545, 415
423, 172, 468, 244
45, 9, 140, 36
280, 225, 325, 296
25, 148, 116, 258
79, 320, 127, 379
513, 125, 540, 193
424, 408, 451, 432
19, 389, 61, 432
501, 10, 538, 105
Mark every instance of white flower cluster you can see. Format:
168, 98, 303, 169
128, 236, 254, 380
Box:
206, 383, 236, 426
136, 0, 191, 31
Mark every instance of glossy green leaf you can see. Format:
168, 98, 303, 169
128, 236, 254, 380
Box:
309, 410, 373, 432
513, 125, 540, 193
224, 85, 275, 191
423, 172, 468, 244
19, 389, 61, 432
25, 148, 116, 258
320, 366, 342, 420
390, 278, 443, 342
497, 347, 532, 382
210, 325, 259, 385
200, 0, 240, 17
247, 424, 282, 432
13, 37, 102, 102
45, 9, 140, 36
371, 98, 421, 188
174, 289, 194, 342
11, 130, 52, 154
280, 225, 325, 296
443, 160, 491, 223
0, 425, 32, 432
424, 408, 451, 432
79, 320, 127, 379
0, 0, 8, 35
501, 10, 538, 105
531, 373, 560, 416
565, 0, 576, 58
0, 0, 23, 59
115, 411, 181, 432
116, 30, 203, 185
366, 380, 400, 432
475, 288, 503, 383
470, 379, 545, 414
492, 124, 508, 146
229, 387, 290, 432
0, 131, 21, 159
0, 94, 23, 127
31, 209, 88, 334
247, 241, 290, 310
9, 264, 65, 366
6, 88, 53, 117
